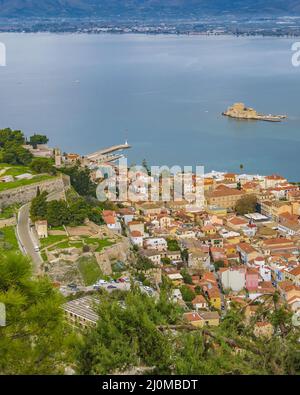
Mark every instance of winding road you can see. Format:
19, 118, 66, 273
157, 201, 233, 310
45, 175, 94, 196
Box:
16, 190, 65, 275
17, 202, 42, 274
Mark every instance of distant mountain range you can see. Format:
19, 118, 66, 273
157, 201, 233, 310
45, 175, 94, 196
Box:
0, 0, 300, 18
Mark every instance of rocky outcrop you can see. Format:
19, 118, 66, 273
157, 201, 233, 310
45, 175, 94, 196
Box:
95, 238, 133, 275
223, 103, 286, 122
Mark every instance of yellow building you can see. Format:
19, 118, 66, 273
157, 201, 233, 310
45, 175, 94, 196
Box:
201, 225, 217, 236
224, 173, 237, 183
183, 312, 203, 327
260, 200, 292, 221
204, 178, 215, 192
283, 267, 300, 286
206, 205, 228, 217
199, 311, 220, 326
207, 287, 222, 310
206, 185, 244, 210
183, 311, 220, 327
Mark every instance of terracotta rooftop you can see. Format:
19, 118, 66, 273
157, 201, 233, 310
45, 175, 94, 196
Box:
208, 185, 244, 198
131, 230, 142, 237
183, 312, 202, 322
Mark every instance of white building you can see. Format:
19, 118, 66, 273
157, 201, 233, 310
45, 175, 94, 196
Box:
130, 231, 144, 247
144, 237, 167, 251
220, 267, 246, 292
35, 220, 48, 239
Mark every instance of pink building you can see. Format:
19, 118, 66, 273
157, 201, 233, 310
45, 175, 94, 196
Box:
246, 268, 259, 291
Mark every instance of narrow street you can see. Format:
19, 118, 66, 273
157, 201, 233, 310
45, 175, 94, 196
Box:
17, 203, 43, 274
16, 190, 65, 274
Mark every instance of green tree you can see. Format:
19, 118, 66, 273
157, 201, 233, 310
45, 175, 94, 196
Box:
0, 253, 77, 374
61, 166, 96, 197
194, 285, 202, 295
0, 128, 25, 148
2, 142, 33, 165
28, 134, 49, 148
30, 158, 57, 175
181, 248, 189, 262
76, 287, 300, 375
142, 159, 151, 175
46, 200, 70, 227
161, 257, 171, 265
167, 238, 180, 251
69, 198, 89, 226
180, 285, 196, 302
135, 255, 156, 272
30, 191, 48, 222
180, 269, 193, 284
214, 260, 225, 271
87, 207, 104, 226
235, 194, 257, 215
77, 289, 176, 375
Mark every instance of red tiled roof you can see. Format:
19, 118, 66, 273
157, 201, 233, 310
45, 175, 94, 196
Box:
183, 312, 202, 322
265, 174, 285, 180
104, 216, 116, 225
192, 295, 207, 304
208, 185, 244, 198
131, 231, 142, 237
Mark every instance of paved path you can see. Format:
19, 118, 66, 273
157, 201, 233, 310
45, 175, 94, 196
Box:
16, 189, 65, 274
17, 203, 42, 273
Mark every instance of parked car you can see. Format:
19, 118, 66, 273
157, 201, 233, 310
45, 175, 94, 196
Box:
107, 285, 117, 289
67, 283, 78, 290
117, 278, 125, 283
97, 279, 108, 285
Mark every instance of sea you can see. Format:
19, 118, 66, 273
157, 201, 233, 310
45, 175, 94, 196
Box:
0, 33, 300, 180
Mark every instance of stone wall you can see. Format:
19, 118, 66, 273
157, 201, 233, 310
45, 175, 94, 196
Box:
0, 174, 71, 209
95, 238, 132, 276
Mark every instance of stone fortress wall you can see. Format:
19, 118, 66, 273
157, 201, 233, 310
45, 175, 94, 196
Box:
0, 174, 71, 209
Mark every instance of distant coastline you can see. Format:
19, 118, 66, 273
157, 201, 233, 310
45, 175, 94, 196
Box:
1, 16, 300, 36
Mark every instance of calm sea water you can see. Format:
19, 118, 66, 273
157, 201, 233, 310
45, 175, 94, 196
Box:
0, 33, 300, 179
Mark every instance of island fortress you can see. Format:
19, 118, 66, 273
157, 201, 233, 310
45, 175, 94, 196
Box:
222, 103, 287, 122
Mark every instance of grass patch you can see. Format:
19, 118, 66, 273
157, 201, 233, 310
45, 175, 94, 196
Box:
2, 166, 31, 177
77, 257, 103, 286
0, 163, 30, 174
66, 187, 79, 203
0, 204, 20, 219
0, 174, 56, 192
40, 234, 67, 249
84, 237, 114, 252
53, 240, 83, 250
0, 226, 19, 253
49, 225, 65, 231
